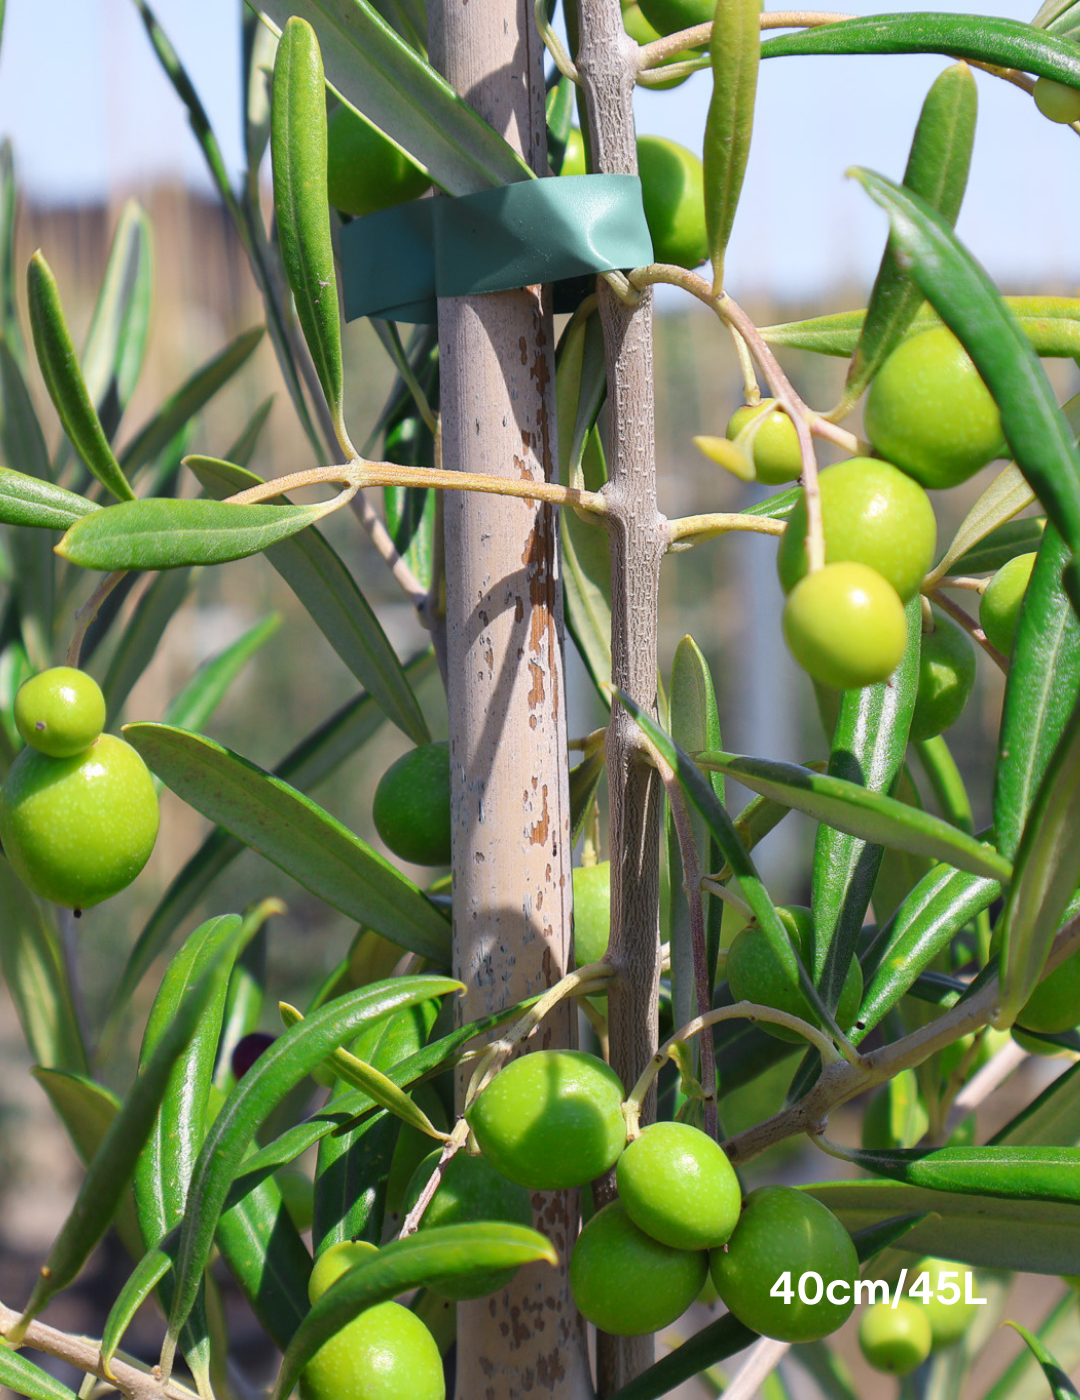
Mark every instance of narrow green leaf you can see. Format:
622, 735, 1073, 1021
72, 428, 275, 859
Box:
841, 62, 976, 411
0, 335, 51, 482
118, 327, 264, 476
992, 1060, 1080, 1148
926, 462, 1034, 587
272, 18, 345, 438
555, 306, 607, 487
561, 440, 612, 701
616, 689, 840, 1038
215, 1173, 312, 1348
953, 516, 1046, 576
164, 977, 460, 1350
163, 614, 282, 735
1004, 1322, 1080, 1400
190, 456, 430, 744
809, 1179, 1080, 1274
841, 1144, 1080, 1205
703, 0, 759, 291
851, 168, 1080, 559
569, 744, 606, 849
102, 569, 192, 722
225, 394, 276, 467
125, 723, 451, 962
255, 0, 533, 194
0, 141, 26, 367
113, 655, 436, 1015
271, 1224, 557, 1400
995, 524, 1080, 859
55, 494, 342, 571
0, 862, 87, 1072
668, 636, 723, 1034
281, 1002, 446, 1139
81, 200, 153, 436
997, 694, 1080, 1025
0, 465, 99, 529
18, 919, 254, 1328
763, 295, 1080, 358
214, 928, 268, 1094
811, 593, 921, 1007
101, 1238, 176, 1377
699, 750, 1011, 883
762, 12, 1080, 81
0, 1349, 78, 1400
26, 253, 135, 501
856, 867, 999, 1041
986, 1293, 1080, 1400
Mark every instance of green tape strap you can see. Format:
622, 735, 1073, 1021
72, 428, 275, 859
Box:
340, 175, 654, 323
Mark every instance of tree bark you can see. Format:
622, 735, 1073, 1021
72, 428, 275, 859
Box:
428, 3, 593, 1396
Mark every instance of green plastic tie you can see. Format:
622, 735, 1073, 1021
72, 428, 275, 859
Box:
340, 175, 654, 323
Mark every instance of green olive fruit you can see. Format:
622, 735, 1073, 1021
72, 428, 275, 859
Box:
861, 1068, 929, 1150
372, 740, 452, 866
776, 458, 936, 603
1034, 76, 1080, 124
864, 326, 1006, 490
385, 1084, 450, 1216
573, 861, 611, 968
1016, 947, 1080, 1035
0, 734, 159, 910
464, 1048, 626, 1190
726, 401, 803, 485
400, 1148, 533, 1299
637, 136, 708, 270
911, 611, 976, 740
979, 552, 1036, 657
569, 1198, 707, 1335
325, 104, 431, 218
710, 1185, 858, 1342
1012, 1026, 1076, 1058
782, 562, 908, 691
14, 667, 106, 757
303, 1241, 444, 1400
859, 1299, 932, 1375
914, 1257, 981, 1349
616, 1121, 741, 1250
559, 127, 587, 176
637, 0, 715, 35
726, 905, 862, 1043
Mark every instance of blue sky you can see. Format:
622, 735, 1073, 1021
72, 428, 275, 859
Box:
1, 0, 1077, 298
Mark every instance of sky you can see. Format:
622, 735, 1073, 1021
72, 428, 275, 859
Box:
0, 0, 1078, 299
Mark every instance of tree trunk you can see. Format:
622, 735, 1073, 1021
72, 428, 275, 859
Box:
428, 2, 593, 1396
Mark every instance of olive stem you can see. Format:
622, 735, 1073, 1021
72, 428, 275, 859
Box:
728, 322, 761, 404
533, 0, 579, 82
638, 12, 854, 69
0, 1301, 201, 1400
398, 1116, 472, 1238
926, 586, 1009, 673
721, 911, 1080, 1165
66, 570, 128, 668
666, 512, 786, 550
936, 574, 989, 593
700, 876, 755, 923
371, 321, 439, 435
622, 1002, 844, 1139
657, 752, 721, 1141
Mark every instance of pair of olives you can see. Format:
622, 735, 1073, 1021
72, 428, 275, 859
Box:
1, 668, 158, 911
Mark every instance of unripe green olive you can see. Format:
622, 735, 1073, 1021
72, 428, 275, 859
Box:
864, 327, 1006, 490
302, 1241, 444, 1400
616, 1121, 741, 1250
1016, 947, 1080, 1035
782, 562, 908, 691
726, 401, 803, 485
726, 905, 862, 1043
776, 458, 936, 604
636, 0, 715, 34
710, 1186, 858, 1342
464, 1049, 626, 1190
573, 861, 610, 968
622, 5, 692, 87
0, 733, 159, 910
911, 611, 976, 740
400, 1149, 533, 1299
325, 105, 430, 218
859, 1298, 932, 1375
1033, 76, 1080, 124
914, 1257, 981, 1349
637, 136, 708, 270
569, 1198, 707, 1335
372, 741, 452, 866
979, 552, 1037, 657
14, 667, 106, 757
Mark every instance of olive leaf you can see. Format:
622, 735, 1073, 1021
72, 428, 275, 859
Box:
703, 0, 759, 292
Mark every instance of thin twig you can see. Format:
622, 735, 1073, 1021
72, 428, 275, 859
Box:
927, 587, 1008, 673
66, 571, 128, 668
722, 1335, 793, 1400
398, 1118, 471, 1236
666, 511, 785, 550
